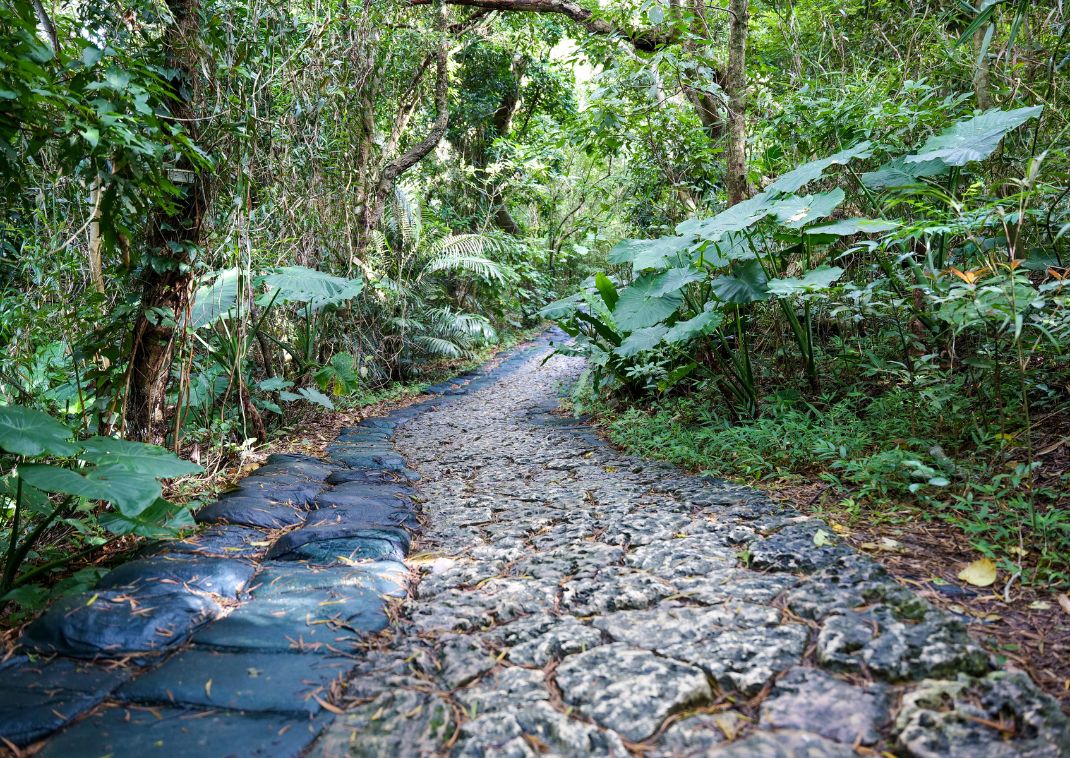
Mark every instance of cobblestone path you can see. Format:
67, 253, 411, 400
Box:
313, 343, 1070, 757
3, 335, 1069, 757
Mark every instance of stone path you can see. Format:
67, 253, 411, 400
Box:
313, 341, 1070, 757
3, 334, 1070, 756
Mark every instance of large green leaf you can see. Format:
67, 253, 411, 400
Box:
861, 156, 948, 189
766, 266, 845, 296
189, 268, 241, 330
663, 309, 724, 343
648, 267, 704, 298
905, 106, 1042, 167
709, 259, 769, 304
0, 406, 78, 458
18, 463, 161, 517
608, 236, 694, 270
765, 142, 873, 194
805, 218, 900, 236
770, 188, 845, 229
85, 466, 162, 516
614, 324, 670, 358
677, 192, 775, 242
262, 266, 364, 310
613, 275, 683, 331
539, 293, 584, 319
99, 498, 195, 537
79, 437, 202, 477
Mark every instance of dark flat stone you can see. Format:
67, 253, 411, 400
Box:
96, 555, 256, 599
195, 497, 307, 529
157, 525, 273, 560
307, 501, 419, 530
0, 657, 132, 746
21, 584, 221, 658
37, 704, 331, 758
193, 563, 406, 652
266, 525, 410, 562
118, 649, 352, 714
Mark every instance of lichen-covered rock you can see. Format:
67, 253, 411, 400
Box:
310, 690, 454, 758
561, 568, 674, 615
786, 553, 927, 621
894, 671, 1070, 758
760, 667, 888, 745
817, 607, 989, 681
554, 644, 711, 742
747, 520, 853, 573
707, 730, 858, 757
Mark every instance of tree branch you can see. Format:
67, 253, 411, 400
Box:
409, 0, 672, 51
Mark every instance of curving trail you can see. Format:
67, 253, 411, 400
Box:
4, 335, 1069, 757
314, 340, 1070, 757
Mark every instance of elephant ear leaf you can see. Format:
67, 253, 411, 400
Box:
613, 274, 683, 331
614, 325, 670, 358
766, 266, 844, 296
79, 437, 202, 477
18, 464, 162, 518
905, 106, 1042, 167
710, 259, 770, 304
261, 266, 364, 310
664, 309, 724, 344
765, 141, 873, 194
0, 406, 78, 458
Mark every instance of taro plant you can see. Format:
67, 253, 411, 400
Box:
0, 405, 201, 604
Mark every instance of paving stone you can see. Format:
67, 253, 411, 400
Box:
760, 667, 888, 745
555, 643, 711, 742
624, 533, 738, 578
561, 568, 674, 615
310, 689, 454, 758
96, 554, 256, 599
119, 649, 352, 714
893, 670, 1070, 757
649, 712, 744, 756
706, 730, 857, 757
786, 553, 927, 621
21, 583, 221, 658
195, 496, 308, 529
492, 613, 605, 666
0, 657, 132, 746
37, 705, 330, 758
816, 606, 990, 681
747, 520, 854, 573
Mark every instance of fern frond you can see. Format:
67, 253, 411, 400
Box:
422, 253, 505, 282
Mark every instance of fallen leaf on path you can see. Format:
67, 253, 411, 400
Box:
958, 558, 997, 587
1058, 594, 1070, 616
813, 529, 832, 547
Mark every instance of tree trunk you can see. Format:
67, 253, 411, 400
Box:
725, 0, 750, 205
125, 0, 205, 443
360, 2, 450, 239
973, 23, 992, 110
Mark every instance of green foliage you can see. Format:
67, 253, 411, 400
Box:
0, 405, 200, 604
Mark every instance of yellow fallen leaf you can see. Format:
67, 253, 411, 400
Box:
957, 558, 997, 587
1057, 594, 1070, 616
830, 522, 850, 535
205, 679, 213, 698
